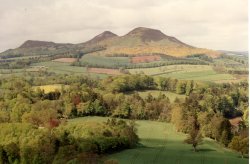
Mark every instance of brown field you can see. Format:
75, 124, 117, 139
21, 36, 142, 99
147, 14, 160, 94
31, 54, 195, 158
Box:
87, 68, 122, 75
131, 55, 161, 63
52, 58, 77, 63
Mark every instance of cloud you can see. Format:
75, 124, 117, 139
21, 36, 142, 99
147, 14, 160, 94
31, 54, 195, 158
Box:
0, 0, 248, 52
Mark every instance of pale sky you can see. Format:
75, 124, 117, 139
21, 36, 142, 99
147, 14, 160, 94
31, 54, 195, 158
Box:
0, 0, 248, 52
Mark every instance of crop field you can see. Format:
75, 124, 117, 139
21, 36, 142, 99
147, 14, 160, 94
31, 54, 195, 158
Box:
69, 117, 248, 164
126, 90, 186, 102
33, 84, 69, 93
52, 58, 77, 63
87, 67, 122, 75
131, 55, 161, 63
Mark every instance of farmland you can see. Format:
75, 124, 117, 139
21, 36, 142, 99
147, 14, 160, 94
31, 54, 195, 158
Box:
80, 54, 130, 67
69, 117, 248, 164
128, 65, 238, 83
31, 61, 108, 78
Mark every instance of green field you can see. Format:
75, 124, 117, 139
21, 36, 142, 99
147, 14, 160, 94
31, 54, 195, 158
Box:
31, 61, 109, 78
69, 117, 248, 164
129, 65, 236, 82
80, 54, 131, 67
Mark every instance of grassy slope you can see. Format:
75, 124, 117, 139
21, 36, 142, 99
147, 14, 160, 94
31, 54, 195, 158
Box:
69, 117, 248, 164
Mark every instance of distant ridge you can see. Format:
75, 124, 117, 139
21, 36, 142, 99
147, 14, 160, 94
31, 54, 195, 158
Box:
19, 40, 56, 48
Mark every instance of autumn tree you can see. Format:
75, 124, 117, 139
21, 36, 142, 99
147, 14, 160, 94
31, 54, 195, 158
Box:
229, 136, 249, 158
184, 115, 203, 152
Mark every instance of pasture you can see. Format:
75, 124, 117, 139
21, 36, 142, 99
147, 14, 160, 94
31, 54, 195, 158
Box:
69, 117, 248, 164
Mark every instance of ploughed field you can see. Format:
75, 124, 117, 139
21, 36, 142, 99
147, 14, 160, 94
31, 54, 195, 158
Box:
70, 117, 248, 164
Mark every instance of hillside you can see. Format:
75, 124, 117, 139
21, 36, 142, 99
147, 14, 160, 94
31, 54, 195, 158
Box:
71, 117, 248, 164
0, 27, 221, 59
84, 27, 221, 58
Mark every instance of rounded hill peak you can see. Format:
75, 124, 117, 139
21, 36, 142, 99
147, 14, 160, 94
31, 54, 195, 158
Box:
126, 27, 167, 42
85, 31, 118, 44
19, 40, 55, 48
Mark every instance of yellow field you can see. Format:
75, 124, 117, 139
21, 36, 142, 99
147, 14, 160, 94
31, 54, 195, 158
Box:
33, 84, 69, 93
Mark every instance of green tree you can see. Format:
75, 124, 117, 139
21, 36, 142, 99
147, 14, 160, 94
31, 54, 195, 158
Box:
185, 80, 194, 96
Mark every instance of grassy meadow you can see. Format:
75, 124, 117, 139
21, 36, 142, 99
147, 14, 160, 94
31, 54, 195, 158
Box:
69, 117, 248, 164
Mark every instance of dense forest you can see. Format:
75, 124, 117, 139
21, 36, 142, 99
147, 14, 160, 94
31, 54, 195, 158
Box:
0, 74, 248, 163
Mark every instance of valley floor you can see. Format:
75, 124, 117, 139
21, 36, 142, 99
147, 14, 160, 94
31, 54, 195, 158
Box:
70, 117, 248, 164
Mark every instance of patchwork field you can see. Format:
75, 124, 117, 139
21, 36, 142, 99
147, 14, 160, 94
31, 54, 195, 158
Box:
69, 117, 248, 164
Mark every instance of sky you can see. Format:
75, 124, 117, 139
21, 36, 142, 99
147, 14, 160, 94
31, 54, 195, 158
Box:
0, 0, 248, 52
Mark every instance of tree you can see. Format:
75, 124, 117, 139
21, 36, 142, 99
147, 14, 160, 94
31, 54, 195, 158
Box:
185, 80, 194, 96
185, 126, 203, 152
229, 136, 249, 158
184, 114, 203, 152
176, 81, 186, 94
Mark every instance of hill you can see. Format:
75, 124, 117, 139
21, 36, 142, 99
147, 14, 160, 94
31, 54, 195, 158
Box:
83, 27, 221, 58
